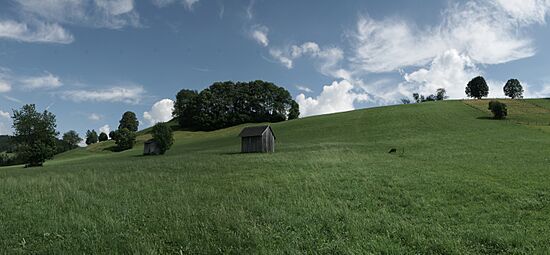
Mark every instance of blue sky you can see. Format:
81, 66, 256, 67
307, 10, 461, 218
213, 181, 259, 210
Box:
1, 0, 550, 139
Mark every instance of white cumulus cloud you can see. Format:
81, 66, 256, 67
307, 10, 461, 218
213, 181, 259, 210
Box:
295, 80, 368, 117
251, 25, 269, 47
143, 99, 175, 126
403, 49, 480, 99
99, 124, 110, 135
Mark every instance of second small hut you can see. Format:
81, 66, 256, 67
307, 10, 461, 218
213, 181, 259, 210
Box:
238, 125, 276, 153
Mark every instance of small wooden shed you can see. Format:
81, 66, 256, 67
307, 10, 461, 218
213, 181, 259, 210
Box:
143, 139, 161, 155
238, 125, 276, 153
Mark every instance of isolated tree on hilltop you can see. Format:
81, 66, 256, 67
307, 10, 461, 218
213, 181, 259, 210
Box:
85, 130, 98, 145
118, 111, 139, 132
62, 130, 82, 149
503, 79, 523, 99
466, 76, 489, 99
12, 104, 58, 167
98, 132, 108, 142
151, 122, 174, 155
436, 88, 447, 101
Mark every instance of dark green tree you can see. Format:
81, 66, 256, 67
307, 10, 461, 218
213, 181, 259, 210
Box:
288, 101, 300, 119
174, 81, 298, 131
85, 130, 98, 145
62, 130, 82, 149
108, 130, 117, 140
11, 104, 58, 167
98, 132, 108, 142
113, 128, 136, 151
503, 79, 524, 99
173, 89, 199, 128
488, 101, 508, 119
436, 88, 447, 101
151, 122, 174, 155
466, 76, 489, 99
118, 111, 139, 132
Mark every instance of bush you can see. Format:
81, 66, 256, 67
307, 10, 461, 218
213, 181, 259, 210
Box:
113, 128, 136, 151
151, 122, 174, 155
98, 132, 108, 142
488, 101, 508, 119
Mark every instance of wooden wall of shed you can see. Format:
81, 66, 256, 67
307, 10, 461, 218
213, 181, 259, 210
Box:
262, 131, 275, 153
241, 136, 263, 153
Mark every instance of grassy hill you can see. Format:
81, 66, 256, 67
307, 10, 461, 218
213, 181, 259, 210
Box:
2, 99, 550, 253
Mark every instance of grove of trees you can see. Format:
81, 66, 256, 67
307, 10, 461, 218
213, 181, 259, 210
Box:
173, 80, 299, 131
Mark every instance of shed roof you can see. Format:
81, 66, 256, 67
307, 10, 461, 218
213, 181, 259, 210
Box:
238, 125, 276, 139
144, 139, 157, 145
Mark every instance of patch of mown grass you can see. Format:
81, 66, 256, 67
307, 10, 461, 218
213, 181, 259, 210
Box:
2, 101, 550, 253
463, 98, 550, 125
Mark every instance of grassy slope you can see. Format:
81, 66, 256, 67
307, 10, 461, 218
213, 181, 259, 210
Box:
2, 100, 550, 253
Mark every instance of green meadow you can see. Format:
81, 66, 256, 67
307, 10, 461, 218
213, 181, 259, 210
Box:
2, 99, 550, 254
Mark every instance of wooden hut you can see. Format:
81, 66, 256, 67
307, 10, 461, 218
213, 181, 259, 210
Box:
143, 139, 161, 155
238, 125, 276, 153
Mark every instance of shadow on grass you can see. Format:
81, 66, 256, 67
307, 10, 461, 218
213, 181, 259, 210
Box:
219, 152, 243, 155
476, 116, 495, 120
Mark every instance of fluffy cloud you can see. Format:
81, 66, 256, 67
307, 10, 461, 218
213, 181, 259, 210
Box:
14, 0, 139, 29
351, 0, 539, 73
143, 99, 174, 126
88, 113, 101, 121
251, 25, 269, 47
0, 20, 73, 44
270, 42, 349, 79
0, 80, 11, 93
295, 80, 368, 117
403, 49, 479, 99
341, 0, 550, 102
21, 72, 63, 90
0, 110, 10, 119
99, 124, 110, 135
60, 85, 146, 104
